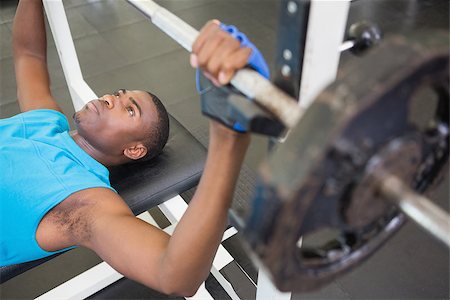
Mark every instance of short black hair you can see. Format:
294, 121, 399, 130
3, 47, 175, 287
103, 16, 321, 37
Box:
138, 91, 170, 162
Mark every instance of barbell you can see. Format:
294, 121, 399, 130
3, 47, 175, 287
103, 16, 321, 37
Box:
128, 0, 449, 292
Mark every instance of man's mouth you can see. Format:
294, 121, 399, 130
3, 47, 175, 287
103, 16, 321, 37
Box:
87, 101, 99, 115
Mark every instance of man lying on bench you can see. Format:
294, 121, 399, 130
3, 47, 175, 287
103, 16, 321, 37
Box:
0, 0, 268, 297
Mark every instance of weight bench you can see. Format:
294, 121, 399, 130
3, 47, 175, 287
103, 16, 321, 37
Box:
0, 114, 207, 284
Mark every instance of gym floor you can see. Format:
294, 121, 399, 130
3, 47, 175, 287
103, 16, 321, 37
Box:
1, 0, 449, 299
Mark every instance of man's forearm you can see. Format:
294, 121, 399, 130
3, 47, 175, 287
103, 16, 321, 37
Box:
160, 122, 250, 295
13, 0, 47, 60
12, 0, 57, 112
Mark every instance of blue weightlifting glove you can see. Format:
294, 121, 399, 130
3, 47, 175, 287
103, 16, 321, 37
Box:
219, 23, 270, 79
196, 22, 270, 92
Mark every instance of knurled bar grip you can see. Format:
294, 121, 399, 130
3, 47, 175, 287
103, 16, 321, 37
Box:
127, 0, 303, 129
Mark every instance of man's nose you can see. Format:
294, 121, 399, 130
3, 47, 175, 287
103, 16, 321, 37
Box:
102, 95, 116, 109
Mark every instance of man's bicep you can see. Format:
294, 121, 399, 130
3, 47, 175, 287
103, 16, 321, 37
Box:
14, 55, 62, 113
85, 190, 171, 291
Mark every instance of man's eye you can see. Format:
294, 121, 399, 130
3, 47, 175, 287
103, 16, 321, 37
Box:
113, 91, 120, 97
126, 106, 135, 117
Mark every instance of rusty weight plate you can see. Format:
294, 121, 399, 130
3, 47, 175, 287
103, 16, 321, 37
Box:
238, 31, 449, 292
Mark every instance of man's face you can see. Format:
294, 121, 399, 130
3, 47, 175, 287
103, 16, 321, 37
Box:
74, 89, 158, 155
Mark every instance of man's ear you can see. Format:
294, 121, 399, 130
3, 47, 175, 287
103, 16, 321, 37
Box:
124, 144, 147, 160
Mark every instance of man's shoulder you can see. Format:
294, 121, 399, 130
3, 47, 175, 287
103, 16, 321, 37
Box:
0, 109, 68, 139
22, 109, 70, 132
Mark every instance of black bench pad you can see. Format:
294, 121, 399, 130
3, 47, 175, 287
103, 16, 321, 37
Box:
0, 115, 206, 283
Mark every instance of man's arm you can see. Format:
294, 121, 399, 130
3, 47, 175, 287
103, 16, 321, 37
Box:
12, 0, 62, 113
68, 124, 249, 296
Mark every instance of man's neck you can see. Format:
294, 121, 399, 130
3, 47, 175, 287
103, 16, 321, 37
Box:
69, 131, 123, 167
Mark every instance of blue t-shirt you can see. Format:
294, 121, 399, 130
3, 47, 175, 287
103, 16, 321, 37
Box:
0, 109, 115, 266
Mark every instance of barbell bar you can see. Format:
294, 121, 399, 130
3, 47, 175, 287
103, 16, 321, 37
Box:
379, 175, 450, 247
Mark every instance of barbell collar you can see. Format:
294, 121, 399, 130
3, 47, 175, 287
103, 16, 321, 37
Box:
127, 0, 303, 129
